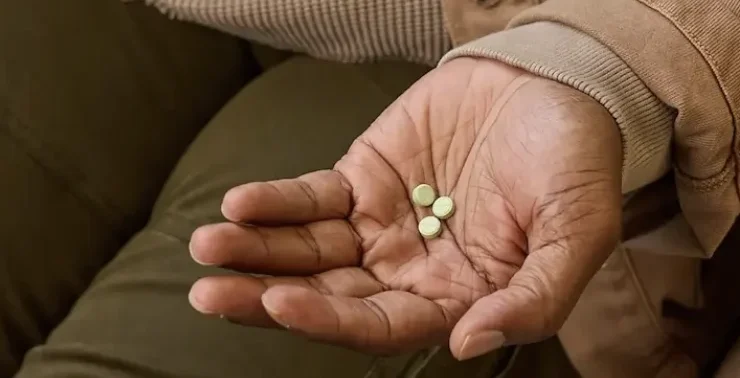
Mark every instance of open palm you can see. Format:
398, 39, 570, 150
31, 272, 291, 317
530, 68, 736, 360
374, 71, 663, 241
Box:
188, 59, 623, 360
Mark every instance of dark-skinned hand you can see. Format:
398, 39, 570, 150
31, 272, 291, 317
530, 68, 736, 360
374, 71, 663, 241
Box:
188, 58, 622, 360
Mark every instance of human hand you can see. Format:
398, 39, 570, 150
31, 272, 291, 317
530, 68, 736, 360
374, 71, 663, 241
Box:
188, 58, 622, 360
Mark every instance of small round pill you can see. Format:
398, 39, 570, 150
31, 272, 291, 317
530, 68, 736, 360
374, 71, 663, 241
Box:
432, 196, 455, 219
412, 184, 437, 207
418, 216, 442, 239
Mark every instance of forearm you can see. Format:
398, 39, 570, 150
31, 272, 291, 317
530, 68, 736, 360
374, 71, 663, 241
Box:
142, 0, 449, 65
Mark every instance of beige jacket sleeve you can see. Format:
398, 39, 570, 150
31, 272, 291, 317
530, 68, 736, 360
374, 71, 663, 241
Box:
441, 0, 740, 258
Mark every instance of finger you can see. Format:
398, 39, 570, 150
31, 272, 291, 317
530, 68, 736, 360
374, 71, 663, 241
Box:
221, 170, 352, 224
189, 275, 276, 327
261, 287, 464, 354
190, 220, 361, 275
449, 224, 620, 361
189, 267, 385, 327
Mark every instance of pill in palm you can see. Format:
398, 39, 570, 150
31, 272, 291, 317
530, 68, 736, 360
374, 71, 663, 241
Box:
412, 184, 437, 207
418, 216, 442, 239
432, 196, 455, 219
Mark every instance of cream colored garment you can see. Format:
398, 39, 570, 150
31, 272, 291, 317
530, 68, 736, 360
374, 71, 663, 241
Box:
136, 0, 451, 65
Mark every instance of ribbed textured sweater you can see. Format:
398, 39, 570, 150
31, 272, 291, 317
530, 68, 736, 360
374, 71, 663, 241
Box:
143, 0, 451, 65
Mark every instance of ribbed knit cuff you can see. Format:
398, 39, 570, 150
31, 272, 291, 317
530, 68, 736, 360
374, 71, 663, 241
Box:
439, 22, 675, 194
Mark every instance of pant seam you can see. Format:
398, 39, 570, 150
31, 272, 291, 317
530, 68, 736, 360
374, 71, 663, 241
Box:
0, 103, 127, 231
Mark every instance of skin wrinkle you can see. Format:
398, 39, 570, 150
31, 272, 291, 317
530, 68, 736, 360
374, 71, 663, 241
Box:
362, 297, 393, 342
295, 177, 321, 217
533, 179, 617, 252
440, 64, 480, 196
345, 221, 366, 269
353, 299, 375, 352
295, 225, 323, 269
334, 169, 356, 213
467, 256, 499, 293
516, 130, 535, 159
359, 125, 453, 182
533, 254, 572, 316
473, 218, 526, 268
496, 132, 525, 198
439, 128, 455, 193
422, 71, 474, 198
536, 185, 603, 223
350, 198, 392, 230
507, 278, 553, 336
557, 207, 605, 230
404, 264, 458, 303
351, 268, 389, 294
466, 240, 521, 279
435, 288, 477, 320
392, 97, 463, 208
369, 220, 424, 285
355, 139, 416, 223
473, 170, 528, 253
406, 101, 434, 193
526, 221, 610, 328
454, 172, 479, 292
525, 110, 618, 256
540, 175, 613, 199
399, 97, 466, 196
443, 71, 471, 194
431, 299, 456, 329
408, 255, 489, 301
385, 253, 422, 289
353, 214, 383, 254
253, 226, 273, 265
444, 68, 480, 193
462, 250, 511, 293
429, 270, 486, 299
265, 181, 291, 210
416, 92, 440, 193
458, 153, 522, 291
306, 275, 333, 295
455, 77, 534, 289
453, 142, 487, 287
332, 297, 345, 346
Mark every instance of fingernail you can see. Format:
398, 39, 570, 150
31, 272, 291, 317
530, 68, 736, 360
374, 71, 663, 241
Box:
458, 331, 506, 360
221, 191, 238, 221
261, 293, 290, 329
188, 232, 215, 266
261, 292, 278, 315
188, 287, 214, 314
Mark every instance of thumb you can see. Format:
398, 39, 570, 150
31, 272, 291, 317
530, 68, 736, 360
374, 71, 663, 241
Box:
448, 263, 577, 361
450, 194, 621, 360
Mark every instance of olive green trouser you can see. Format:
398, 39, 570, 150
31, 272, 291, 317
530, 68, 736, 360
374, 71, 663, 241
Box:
2, 1, 577, 377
